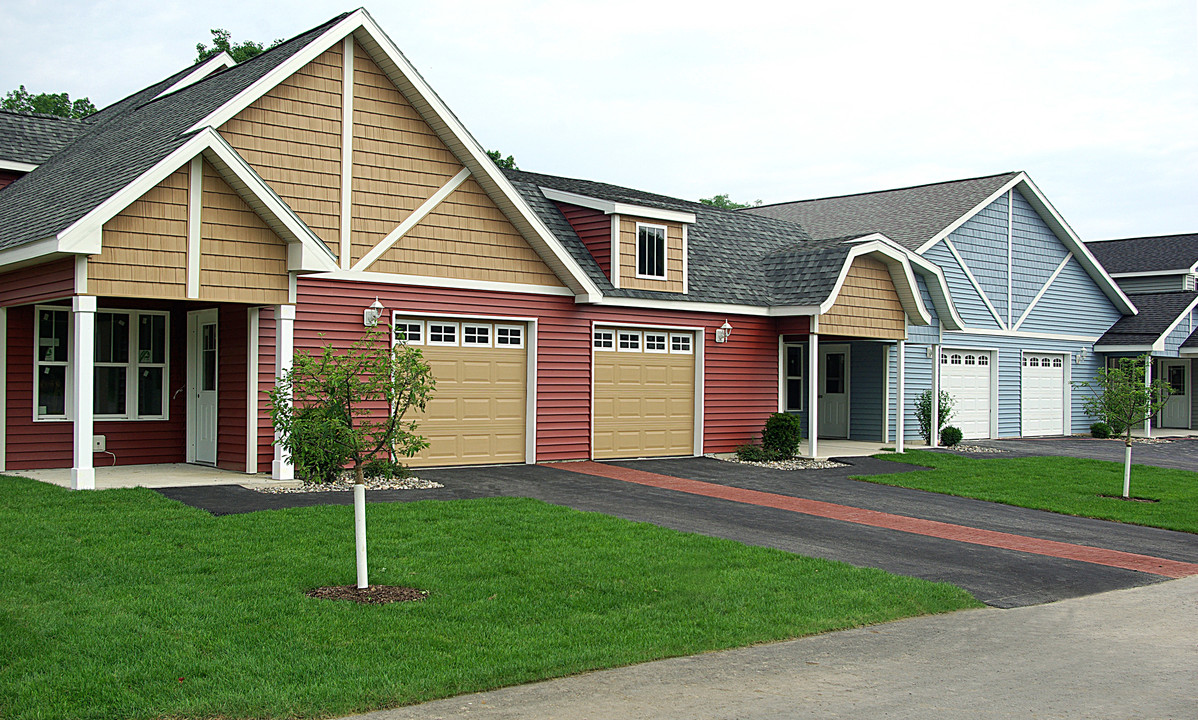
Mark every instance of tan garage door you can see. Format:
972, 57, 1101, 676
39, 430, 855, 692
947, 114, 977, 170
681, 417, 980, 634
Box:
594, 328, 695, 459
397, 318, 526, 467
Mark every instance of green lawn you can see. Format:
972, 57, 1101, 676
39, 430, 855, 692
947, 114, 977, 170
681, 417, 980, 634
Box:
0, 476, 979, 720
862, 451, 1198, 533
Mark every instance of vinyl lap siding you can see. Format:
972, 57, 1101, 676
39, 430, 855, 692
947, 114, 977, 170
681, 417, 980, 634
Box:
554, 202, 611, 278
1019, 258, 1123, 335
216, 305, 248, 472
922, 241, 1003, 330
849, 341, 885, 441
1116, 275, 1187, 294
1010, 190, 1070, 322
256, 307, 276, 473
947, 196, 1010, 322
886, 341, 934, 442
0, 258, 74, 307
1163, 311, 1197, 355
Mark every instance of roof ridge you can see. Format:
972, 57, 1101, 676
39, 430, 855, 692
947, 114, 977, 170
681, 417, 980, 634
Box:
751, 171, 1021, 209
0, 108, 86, 123
1088, 232, 1198, 244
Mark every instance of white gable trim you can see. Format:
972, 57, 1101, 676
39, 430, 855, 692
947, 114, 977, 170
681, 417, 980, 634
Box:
154, 53, 235, 100
917, 172, 1136, 315
815, 237, 932, 325
0, 160, 37, 173
942, 237, 1008, 331
1110, 269, 1194, 278
183, 9, 602, 301
1013, 252, 1073, 330
540, 187, 697, 224
906, 254, 966, 331
352, 168, 471, 271
55, 128, 338, 273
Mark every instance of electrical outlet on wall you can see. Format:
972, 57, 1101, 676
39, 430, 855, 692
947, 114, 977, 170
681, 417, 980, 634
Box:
92, 435, 106, 452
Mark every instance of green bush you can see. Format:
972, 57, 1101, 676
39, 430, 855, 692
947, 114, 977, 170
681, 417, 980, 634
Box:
915, 389, 955, 444
1108, 418, 1127, 436
735, 443, 771, 462
363, 457, 411, 481
1090, 421, 1112, 439
761, 412, 803, 460
939, 425, 963, 447
288, 405, 354, 483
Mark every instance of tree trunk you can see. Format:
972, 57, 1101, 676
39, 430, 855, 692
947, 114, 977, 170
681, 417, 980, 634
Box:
354, 463, 369, 588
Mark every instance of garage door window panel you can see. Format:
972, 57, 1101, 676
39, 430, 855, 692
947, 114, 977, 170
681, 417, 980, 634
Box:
594, 329, 615, 351
645, 333, 668, 353
670, 334, 692, 354
395, 319, 424, 345
428, 322, 458, 346
618, 331, 641, 351
496, 325, 524, 348
463, 324, 492, 347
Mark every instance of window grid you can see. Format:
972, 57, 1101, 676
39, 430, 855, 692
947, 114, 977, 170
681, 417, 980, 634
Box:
618, 331, 641, 351
636, 223, 667, 279
394, 320, 424, 345
644, 333, 668, 353
495, 325, 524, 348
670, 333, 692, 354
463, 324, 491, 347
593, 329, 615, 351
428, 323, 458, 346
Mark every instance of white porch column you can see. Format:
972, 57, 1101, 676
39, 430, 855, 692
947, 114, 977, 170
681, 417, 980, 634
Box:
71, 296, 97, 490
930, 344, 940, 447
272, 304, 296, 481
1144, 358, 1153, 438
896, 339, 906, 453
808, 332, 819, 459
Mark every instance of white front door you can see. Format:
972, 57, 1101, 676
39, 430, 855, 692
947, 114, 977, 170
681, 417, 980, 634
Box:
1161, 360, 1190, 429
818, 346, 849, 438
1021, 353, 1066, 436
188, 310, 218, 465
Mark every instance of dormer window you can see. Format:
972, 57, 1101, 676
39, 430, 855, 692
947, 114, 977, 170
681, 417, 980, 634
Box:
636, 223, 667, 279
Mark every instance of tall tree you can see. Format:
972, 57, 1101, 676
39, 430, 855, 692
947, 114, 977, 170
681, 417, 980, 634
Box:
699, 194, 762, 210
196, 28, 283, 64
1, 86, 95, 119
486, 149, 518, 170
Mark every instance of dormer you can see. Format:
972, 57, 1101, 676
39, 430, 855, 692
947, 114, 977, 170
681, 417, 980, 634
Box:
542, 187, 694, 294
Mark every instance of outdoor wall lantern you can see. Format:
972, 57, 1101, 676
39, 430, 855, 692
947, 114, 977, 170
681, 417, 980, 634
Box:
715, 320, 733, 343
1074, 347, 1089, 364
363, 298, 385, 327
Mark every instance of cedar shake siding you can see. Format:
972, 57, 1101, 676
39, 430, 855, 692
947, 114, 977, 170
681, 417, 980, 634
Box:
220, 46, 344, 256
199, 162, 290, 305
296, 277, 783, 460
617, 215, 685, 293
819, 257, 907, 340
555, 201, 612, 279
0, 258, 74, 307
94, 168, 189, 299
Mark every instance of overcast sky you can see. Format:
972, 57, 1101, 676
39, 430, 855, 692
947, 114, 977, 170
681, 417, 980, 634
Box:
3, 0, 1195, 240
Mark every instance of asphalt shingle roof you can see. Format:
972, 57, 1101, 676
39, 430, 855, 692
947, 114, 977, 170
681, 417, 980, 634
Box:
1095, 291, 1198, 346
0, 13, 348, 251
1085, 234, 1198, 275
504, 169, 862, 307
742, 172, 1019, 251
0, 111, 88, 166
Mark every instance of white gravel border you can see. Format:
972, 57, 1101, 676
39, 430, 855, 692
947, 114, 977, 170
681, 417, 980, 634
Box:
704, 454, 848, 470
251, 476, 444, 494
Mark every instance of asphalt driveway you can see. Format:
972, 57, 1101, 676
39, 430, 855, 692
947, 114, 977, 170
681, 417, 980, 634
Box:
969, 434, 1198, 470
159, 454, 1198, 609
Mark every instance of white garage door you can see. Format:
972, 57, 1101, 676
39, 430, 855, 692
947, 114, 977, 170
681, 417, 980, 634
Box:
1022, 353, 1065, 437
940, 350, 992, 440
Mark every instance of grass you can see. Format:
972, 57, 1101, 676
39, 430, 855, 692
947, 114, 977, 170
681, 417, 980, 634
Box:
0, 476, 980, 720
860, 451, 1198, 533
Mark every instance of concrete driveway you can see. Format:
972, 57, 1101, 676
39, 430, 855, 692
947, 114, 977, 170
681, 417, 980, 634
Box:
160, 454, 1198, 609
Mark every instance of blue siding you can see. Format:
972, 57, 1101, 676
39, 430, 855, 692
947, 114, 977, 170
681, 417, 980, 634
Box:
849, 341, 885, 441
1019, 257, 1124, 335
948, 198, 1010, 322
886, 341, 934, 442
1163, 308, 1197, 355
923, 241, 1003, 331
916, 274, 939, 323
1117, 275, 1187, 293
1010, 189, 1070, 321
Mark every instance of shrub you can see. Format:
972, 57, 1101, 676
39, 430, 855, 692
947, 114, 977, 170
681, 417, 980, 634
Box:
1090, 421, 1112, 439
914, 389, 955, 444
1108, 418, 1127, 436
761, 412, 803, 460
363, 457, 411, 481
735, 443, 770, 462
939, 425, 963, 447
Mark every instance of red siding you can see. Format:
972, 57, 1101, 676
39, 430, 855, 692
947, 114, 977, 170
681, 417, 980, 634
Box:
5, 302, 190, 470
0, 170, 23, 191
256, 307, 276, 473
294, 278, 785, 461
0, 258, 74, 307
216, 305, 248, 472
554, 202, 612, 279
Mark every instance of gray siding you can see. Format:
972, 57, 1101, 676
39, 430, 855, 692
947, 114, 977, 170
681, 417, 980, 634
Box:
1019, 257, 1124, 335
848, 341, 885, 441
1116, 275, 1188, 293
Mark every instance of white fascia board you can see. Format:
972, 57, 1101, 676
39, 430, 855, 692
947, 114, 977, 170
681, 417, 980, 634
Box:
0, 159, 37, 173
154, 53, 235, 101
1153, 295, 1198, 347
597, 295, 777, 317
1093, 344, 1155, 353
0, 237, 71, 273
347, 12, 603, 300
815, 241, 932, 325
907, 254, 966, 331
1179, 346, 1198, 357
916, 174, 1023, 255
201, 131, 338, 272
1109, 269, 1194, 278
954, 327, 1104, 342
540, 187, 697, 224
308, 269, 575, 297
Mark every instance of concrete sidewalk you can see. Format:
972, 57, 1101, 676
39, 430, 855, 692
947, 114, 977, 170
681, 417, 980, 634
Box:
348, 576, 1198, 720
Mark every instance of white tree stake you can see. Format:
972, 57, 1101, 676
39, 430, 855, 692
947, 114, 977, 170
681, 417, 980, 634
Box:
355, 483, 369, 588
1123, 445, 1132, 499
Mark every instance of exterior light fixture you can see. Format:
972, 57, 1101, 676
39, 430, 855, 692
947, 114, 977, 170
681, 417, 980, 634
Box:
363, 298, 385, 327
1074, 347, 1088, 364
715, 320, 733, 343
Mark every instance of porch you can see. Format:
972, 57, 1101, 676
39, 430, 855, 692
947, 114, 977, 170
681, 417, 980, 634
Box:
4, 462, 296, 490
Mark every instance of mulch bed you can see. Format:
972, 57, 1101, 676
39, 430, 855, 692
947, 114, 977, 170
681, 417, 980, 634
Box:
1098, 494, 1160, 503
306, 584, 429, 604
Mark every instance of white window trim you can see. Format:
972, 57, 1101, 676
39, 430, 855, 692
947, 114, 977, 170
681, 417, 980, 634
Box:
634, 222, 668, 281
617, 331, 642, 352
34, 306, 171, 422
669, 333, 693, 355
783, 343, 804, 413
462, 323, 493, 347
644, 332, 668, 353
495, 324, 525, 349
593, 329, 615, 351
394, 318, 425, 345
426, 322, 460, 347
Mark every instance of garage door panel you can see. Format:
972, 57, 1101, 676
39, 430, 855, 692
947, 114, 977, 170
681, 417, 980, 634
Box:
1022, 354, 1065, 436
941, 351, 992, 440
594, 330, 695, 460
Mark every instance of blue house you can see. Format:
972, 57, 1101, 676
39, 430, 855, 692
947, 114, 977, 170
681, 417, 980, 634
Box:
747, 172, 1138, 443
1087, 233, 1198, 431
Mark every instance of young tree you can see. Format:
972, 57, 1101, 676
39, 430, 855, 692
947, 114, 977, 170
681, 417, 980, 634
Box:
914, 389, 955, 444
270, 326, 436, 587
2, 86, 96, 118
1076, 355, 1173, 498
